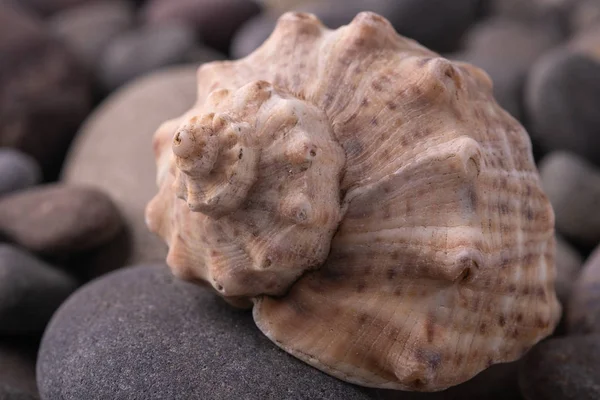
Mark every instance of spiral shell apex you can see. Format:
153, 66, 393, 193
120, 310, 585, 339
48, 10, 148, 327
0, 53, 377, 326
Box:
145, 11, 561, 391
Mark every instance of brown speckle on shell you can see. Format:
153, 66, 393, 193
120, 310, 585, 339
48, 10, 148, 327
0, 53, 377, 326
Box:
145, 11, 560, 392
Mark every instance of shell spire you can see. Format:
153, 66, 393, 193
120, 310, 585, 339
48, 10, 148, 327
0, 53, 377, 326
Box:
146, 11, 560, 392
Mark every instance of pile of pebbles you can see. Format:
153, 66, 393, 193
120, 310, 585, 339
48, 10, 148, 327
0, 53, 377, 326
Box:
0, 0, 599, 399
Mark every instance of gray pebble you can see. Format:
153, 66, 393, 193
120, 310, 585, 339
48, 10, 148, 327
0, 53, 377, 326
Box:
539, 152, 600, 248
519, 335, 600, 400
0, 184, 123, 256
49, 0, 134, 69
0, 245, 77, 334
554, 235, 583, 306
99, 24, 198, 91
0, 338, 39, 399
525, 50, 600, 165
568, 245, 600, 334
37, 264, 375, 400
0, 149, 41, 198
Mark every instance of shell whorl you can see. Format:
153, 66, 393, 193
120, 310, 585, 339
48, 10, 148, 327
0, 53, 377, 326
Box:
146, 11, 560, 392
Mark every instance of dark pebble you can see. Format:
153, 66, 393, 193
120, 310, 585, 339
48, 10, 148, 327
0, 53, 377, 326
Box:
0, 4, 91, 180
37, 264, 375, 400
554, 235, 583, 306
539, 152, 600, 248
142, 0, 262, 54
519, 335, 600, 400
0, 149, 41, 197
0, 338, 39, 399
568, 245, 600, 334
0, 245, 77, 334
49, 1, 134, 70
99, 23, 198, 91
525, 50, 600, 165
0, 184, 123, 256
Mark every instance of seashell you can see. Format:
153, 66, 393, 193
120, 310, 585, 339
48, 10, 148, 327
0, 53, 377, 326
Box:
145, 12, 561, 391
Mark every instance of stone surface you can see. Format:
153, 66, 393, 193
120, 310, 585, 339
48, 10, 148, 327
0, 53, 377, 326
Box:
519, 335, 600, 400
555, 235, 583, 306
568, 245, 600, 334
141, 0, 261, 53
13, 0, 94, 15
539, 152, 600, 248
484, 0, 572, 30
37, 264, 375, 400
0, 184, 123, 256
451, 18, 560, 120
61, 66, 199, 268
0, 4, 91, 179
49, 0, 134, 70
569, 25, 600, 62
570, 0, 600, 34
232, 0, 480, 58
0, 338, 39, 398
525, 50, 600, 165
0, 245, 77, 334
99, 24, 198, 91
0, 149, 41, 197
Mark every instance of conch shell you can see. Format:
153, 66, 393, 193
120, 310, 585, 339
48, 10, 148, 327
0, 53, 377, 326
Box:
145, 12, 560, 391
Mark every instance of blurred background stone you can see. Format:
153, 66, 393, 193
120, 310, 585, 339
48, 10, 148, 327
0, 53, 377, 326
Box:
525, 50, 600, 165
568, 245, 600, 334
141, 0, 262, 54
0, 245, 77, 334
569, 0, 600, 34
37, 264, 376, 400
0, 149, 41, 197
12, 0, 95, 16
519, 335, 600, 400
539, 152, 600, 248
0, 338, 39, 399
99, 24, 198, 92
0, 184, 122, 257
555, 235, 584, 306
451, 17, 561, 121
61, 66, 199, 270
49, 1, 135, 71
0, 4, 91, 180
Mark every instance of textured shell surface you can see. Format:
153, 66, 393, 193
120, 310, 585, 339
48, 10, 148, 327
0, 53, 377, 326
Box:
145, 12, 561, 392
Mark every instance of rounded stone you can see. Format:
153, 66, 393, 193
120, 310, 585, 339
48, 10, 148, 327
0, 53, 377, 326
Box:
49, 0, 135, 70
554, 235, 583, 306
525, 50, 600, 165
61, 66, 198, 268
0, 184, 123, 256
568, 245, 600, 334
12, 0, 94, 16
141, 0, 262, 53
519, 335, 600, 400
0, 338, 39, 399
37, 264, 375, 400
0, 4, 91, 180
451, 18, 560, 121
99, 24, 198, 91
0, 245, 77, 334
0, 149, 41, 198
539, 152, 600, 248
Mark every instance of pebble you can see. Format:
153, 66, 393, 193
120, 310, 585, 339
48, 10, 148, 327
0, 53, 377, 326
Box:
61, 66, 198, 268
0, 4, 91, 180
0, 245, 77, 334
0, 338, 39, 399
570, 1, 600, 35
141, 0, 262, 53
519, 335, 600, 400
555, 235, 583, 306
37, 264, 375, 400
539, 152, 600, 248
525, 50, 600, 165
451, 18, 560, 120
49, 1, 134, 70
13, 0, 93, 15
484, 0, 572, 29
0, 184, 123, 256
568, 245, 600, 334
0, 149, 41, 198
232, 0, 480, 58
99, 23, 198, 91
